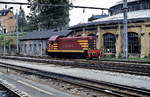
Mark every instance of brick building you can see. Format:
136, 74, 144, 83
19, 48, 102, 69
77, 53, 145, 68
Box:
69, 0, 150, 58
0, 9, 16, 33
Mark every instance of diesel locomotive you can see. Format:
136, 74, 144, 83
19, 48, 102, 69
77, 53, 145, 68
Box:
46, 35, 101, 58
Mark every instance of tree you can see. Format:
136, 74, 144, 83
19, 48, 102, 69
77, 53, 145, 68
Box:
27, 0, 70, 31
18, 6, 27, 32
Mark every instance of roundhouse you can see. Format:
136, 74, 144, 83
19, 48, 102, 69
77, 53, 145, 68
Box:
69, 0, 150, 58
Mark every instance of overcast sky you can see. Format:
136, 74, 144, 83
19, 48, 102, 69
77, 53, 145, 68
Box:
0, 0, 120, 26
70, 0, 120, 25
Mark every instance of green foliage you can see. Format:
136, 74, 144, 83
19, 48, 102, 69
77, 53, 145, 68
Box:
0, 35, 16, 47
0, 32, 26, 47
6, 36, 16, 47
18, 6, 28, 32
27, 0, 70, 30
0, 35, 4, 46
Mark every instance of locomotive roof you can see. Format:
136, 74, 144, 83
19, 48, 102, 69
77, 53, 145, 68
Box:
60, 36, 95, 40
49, 36, 95, 42
20, 30, 71, 40
69, 9, 150, 29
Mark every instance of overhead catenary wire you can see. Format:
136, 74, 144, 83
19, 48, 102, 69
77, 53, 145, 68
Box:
0, 1, 110, 10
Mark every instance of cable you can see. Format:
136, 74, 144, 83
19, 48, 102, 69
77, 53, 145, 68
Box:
0, 1, 110, 10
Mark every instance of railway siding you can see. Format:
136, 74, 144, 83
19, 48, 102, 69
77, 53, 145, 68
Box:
0, 58, 150, 91
0, 79, 29, 97
1, 56, 150, 76
0, 59, 150, 97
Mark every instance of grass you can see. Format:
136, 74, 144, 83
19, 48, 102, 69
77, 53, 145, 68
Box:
128, 57, 150, 61
100, 57, 150, 62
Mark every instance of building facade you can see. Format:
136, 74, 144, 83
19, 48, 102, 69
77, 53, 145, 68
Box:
0, 9, 16, 33
69, 0, 150, 58
20, 30, 71, 56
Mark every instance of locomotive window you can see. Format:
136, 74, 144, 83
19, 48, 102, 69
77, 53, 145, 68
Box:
128, 32, 139, 53
103, 33, 116, 53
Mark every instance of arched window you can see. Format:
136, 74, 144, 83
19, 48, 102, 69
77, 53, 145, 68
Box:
103, 33, 116, 53
128, 32, 139, 53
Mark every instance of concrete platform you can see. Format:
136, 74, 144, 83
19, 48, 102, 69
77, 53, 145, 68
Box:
0, 58, 150, 90
0, 72, 78, 97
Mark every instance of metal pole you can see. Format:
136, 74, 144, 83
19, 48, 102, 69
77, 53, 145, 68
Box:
3, 28, 6, 56
123, 0, 128, 59
16, 10, 19, 54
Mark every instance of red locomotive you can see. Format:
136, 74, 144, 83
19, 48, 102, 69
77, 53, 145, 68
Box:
46, 35, 102, 58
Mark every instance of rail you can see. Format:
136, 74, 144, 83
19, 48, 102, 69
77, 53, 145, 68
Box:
0, 61, 149, 97
0, 56, 150, 76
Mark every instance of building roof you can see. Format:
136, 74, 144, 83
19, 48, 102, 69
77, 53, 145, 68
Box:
115, 0, 139, 5
69, 9, 150, 29
0, 9, 10, 16
21, 30, 71, 40
88, 14, 109, 21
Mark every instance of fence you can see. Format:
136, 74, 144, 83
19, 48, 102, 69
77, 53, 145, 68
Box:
0, 46, 16, 55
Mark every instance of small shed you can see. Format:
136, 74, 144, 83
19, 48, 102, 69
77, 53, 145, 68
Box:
19, 30, 71, 56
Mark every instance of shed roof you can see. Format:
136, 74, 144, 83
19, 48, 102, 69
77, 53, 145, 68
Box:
21, 29, 71, 40
69, 9, 150, 29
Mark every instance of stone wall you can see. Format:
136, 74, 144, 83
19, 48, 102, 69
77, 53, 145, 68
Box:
20, 39, 48, 56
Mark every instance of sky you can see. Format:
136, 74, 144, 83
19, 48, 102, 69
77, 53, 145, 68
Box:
0, 0, 120, 26
70, 0, 120, 25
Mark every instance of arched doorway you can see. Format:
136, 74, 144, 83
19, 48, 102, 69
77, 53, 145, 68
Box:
103, 33, 116, 53
128, 32, 139, 53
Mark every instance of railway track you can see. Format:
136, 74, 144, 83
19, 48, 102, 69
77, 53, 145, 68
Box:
0, 84, 21, 97
1, 56, 150, 76
77, 61, 150, 76
0, 81, 28, 97
0, 61, 149, 97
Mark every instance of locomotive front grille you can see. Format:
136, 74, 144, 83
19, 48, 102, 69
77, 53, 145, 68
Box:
48, 42, 58, 50
78, 40, 89, 50
89, 40, 96, 50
